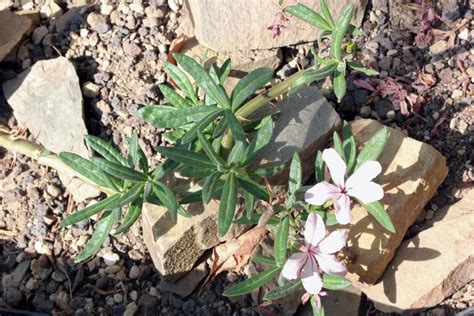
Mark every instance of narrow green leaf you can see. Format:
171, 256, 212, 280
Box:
236, 175, 269, 201
155, 146, 216, 170
322, 273, 352, 290
225, 110, 246, 144
153, 182, 179, 220
174, 54, 230, 108
85, 135, 127, 166
137, 105, 220, 129
202, 172, 221, 204
114, 197, 143, 235
227, 141, 246, 166
333, 69, 347, 102
243, 190, 255, 219
212, 118, 228, 138
289, 63, 337, 96
107, 182, 144, 209
342, 121, 356, 173
319, 0, 334, 28
74, 208, 120, 263
91, 157, 147, 182
60, 194, 121, 227
333, 132, 345, 161
314, 151, 325, 182
250, 165, 284, 179
223, 266, 281, 297
252, 255, 276, 266
182, 109, 225, 144
162, 61, 198, 104
347, 61, 379, 76
197, 130, 226, 168
284, 4, 332, 31
263, 279, 302, 301
179, 166, 214, 178
243, 116, 273, 165
288, 153, 302, 196
218, 58, 232, 84
313, 210, 339, 226
354, 127, 388, 171
274, 216, 289, 266
311, 297, 325, 316
361, 200, 395, 233
330, 4, 355, 60
127, 133, 139, 167
231, 68, 273, 111
218, 173, 238, 236
159, 84, 191, 109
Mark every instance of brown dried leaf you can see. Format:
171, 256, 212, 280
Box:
167, 34, 188, 65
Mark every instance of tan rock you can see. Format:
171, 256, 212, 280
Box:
362, 190, 474, 312
320, 286, 362, 316
0, 10, 32, 61
344, 119, 448, 284
186, 0, 367, 51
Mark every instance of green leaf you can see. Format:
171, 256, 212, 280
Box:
274, 216, 289, 266
284, 4, 332, 31
243, 116, 273, 165
333, 69, 347, 102
75, 208, 120, 263
155, 146, 216, 170
212, 118, 228, 138
333, 131, 345, 161
179, 166, 214, 178
236, 175, 269, 201
59, 152, 117, 189
114, 197, 143, 235
231, 68, 273, 111
202, 172, 221, 204
342, 121, 356, 173
174, 54, 230, 108
60, 194, 121, 227
252, 255, 276, 266
250, 165, 285, 178
225, 110, 246, 144
127, 133, 139, 167
197, 130, 226, 168
263, 279, 302, 301
91, 157, 147, 182
311, 297, 325, 316
106, 182, 144, 209
314, 150, 325, 182
354, 127, 388, 171
182, 109, 225, 144
347, 61, 379, 76
153, 182, 179, 220
85, 135, 127, 166
361, 200, 395, 233
320, 0, 334, 28
288, 153, 302, 196
137, 105, 220, 129
227, 141, 246, 166
330, 4, 355, 60
218, 58, 232, 84
218, 173, 238, 236
289, 63, 337, 96
313, 210, 338, 226
223, 266, 281, 297
159, 84, 191, 109
322, 273, 352, 290
243, 190, 255, 219
162, 61, 198, 104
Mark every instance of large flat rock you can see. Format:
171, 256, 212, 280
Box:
0, 10, 32, 61
362, 189, 474, 313
186, 0, 367, 51
2, 57, 100, 201
345, 119, 448, 284
143, 86, 340, 278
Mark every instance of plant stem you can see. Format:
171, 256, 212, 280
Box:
0, 131, 115, 195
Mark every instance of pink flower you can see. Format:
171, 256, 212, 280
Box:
305, 148, 384, 225
281, 213, 348, 295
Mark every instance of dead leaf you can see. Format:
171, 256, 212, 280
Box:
167, 34, 188, 65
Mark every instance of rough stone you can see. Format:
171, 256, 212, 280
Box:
429, 40, 449, 56
186, 0, 367, 51
0, 10, 32, 61
2, 57, 100, 202
157, 261, 208, 297
362, 190, 474, 313
143, 86, 340, 279
321, 286, 362, 316
345, 119, 448, 284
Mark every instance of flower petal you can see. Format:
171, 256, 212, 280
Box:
304, 213, 326, 249
304, 182, 341, 206
334, 194, 352, 225
315, 253, 347, 276
317, 231, 348, 254
347, 181, 384, 204
301, 256, 323, 295
281, 252, 307, 280
322, 148, 347, 187
345, 161, 382, 189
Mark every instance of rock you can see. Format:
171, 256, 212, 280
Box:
181, 37, 282, 73
82, 81, 100, 98
124, 302, 138, 316
143, 86, 340, 278
86, 12, 110, 34
345, 119, 448, 284
321, 286, 362, 316
30, 259, 52, 280
123, 41, 142, 56
102, 250, 120, 266
157, 261, 208, 297
11, 260, 30, 287
363, 190, 474, 312
4, 287, 22, 305
429, 40, 449, 56
2, 57, 101, 202
187, 0, 367, 51
0, 10, 32, 61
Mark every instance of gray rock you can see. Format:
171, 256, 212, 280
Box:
11, 260, 31, 287
86, 12, 110, 34
0, 10, 32, 61
4, 287, 22, 305
429, 40, 449, 56
2, 57, 100, 202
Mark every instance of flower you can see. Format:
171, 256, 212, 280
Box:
281, 213, 348, 295
305, 148, 384, 225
